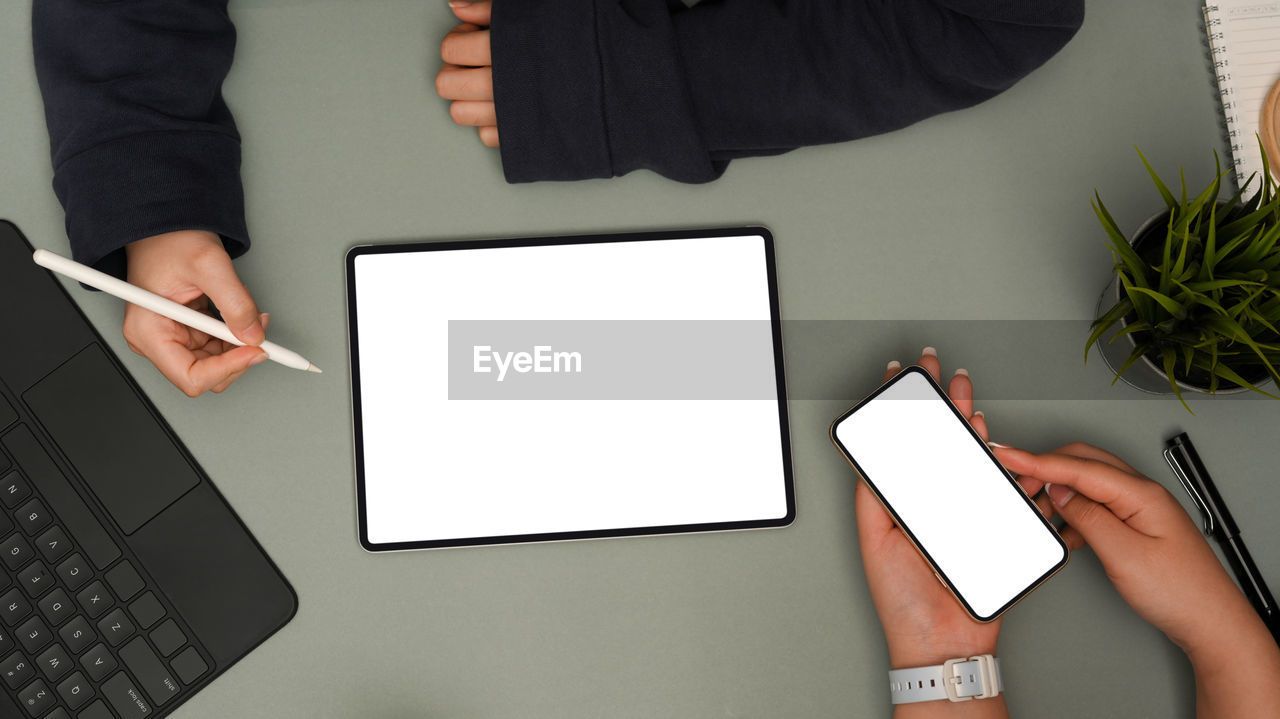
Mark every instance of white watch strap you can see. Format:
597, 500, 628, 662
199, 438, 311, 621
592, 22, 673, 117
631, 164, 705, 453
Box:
889, 655, 1002, 704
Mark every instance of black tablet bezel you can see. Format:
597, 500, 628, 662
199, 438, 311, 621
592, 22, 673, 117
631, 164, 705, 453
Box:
346, 227, 795, 551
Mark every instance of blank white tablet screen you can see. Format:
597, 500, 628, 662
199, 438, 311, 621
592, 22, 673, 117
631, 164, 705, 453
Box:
351, 233, 791, 547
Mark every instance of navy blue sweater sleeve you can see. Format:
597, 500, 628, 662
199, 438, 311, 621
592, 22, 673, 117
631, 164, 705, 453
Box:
491, 0, 1085, 184
33, 0, 248, 280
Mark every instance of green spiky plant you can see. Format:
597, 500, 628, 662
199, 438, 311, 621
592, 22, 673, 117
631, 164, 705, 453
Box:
1088, 145, 1280, 412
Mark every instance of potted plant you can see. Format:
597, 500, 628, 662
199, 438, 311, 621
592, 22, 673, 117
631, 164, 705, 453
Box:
1088, 146, 1280, 412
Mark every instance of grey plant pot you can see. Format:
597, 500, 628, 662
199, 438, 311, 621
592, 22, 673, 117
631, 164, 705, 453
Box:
1093, 210, 1273, 396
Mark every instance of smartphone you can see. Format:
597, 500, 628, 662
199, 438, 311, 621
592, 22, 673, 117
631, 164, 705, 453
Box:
830, 366, 1068, 621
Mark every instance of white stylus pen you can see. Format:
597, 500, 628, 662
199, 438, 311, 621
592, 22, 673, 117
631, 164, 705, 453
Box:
33, 249, 322, 374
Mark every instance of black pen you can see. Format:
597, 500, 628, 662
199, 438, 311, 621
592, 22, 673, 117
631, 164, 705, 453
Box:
1164, 432, 1280, 646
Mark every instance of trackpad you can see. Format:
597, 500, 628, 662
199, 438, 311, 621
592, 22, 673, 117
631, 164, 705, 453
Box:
24, 344, 199, 534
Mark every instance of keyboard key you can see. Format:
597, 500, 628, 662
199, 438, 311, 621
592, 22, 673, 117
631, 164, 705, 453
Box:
0, 395, 13, 432
78, 701, 114, 719
76, 582, 113, 619
17, 616, 51, 653
149, 619, 185, 657
58, 616, 95, 654
2, 588, 31, 626
0, 626, 12, 655
170, 646, 207, 685
44, 709, 70, 719
18, 562, 53, 598
36, 643, 71, 681
120, 637, 179, 706
34, 526, 70, 563
129, 592, 164, 630
105, 561, 144, 601
97, 608, 134, 647
37, 588, 75, 626
55, 553, 91, 591
16, 499, 51, 536
0, 471, 27, 509
1, 428, 120, 569
17, 678, 54, 717
57, 670, 94, 710
103, 671, 153, 718
1, 651, 33, 688
2, 533, 33, 571
80, 643, 116, 682
0, 498, 10, 535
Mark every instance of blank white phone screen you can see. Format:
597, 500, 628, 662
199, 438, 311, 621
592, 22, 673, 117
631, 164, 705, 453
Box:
351, 234, 791, 548
832, 369, 1065, 619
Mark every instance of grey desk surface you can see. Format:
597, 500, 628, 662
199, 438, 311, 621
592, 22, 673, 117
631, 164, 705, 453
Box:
2, 2, 1277, 717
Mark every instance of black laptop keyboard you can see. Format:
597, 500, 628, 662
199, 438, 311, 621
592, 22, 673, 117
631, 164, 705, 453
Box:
1, 422, 210, 719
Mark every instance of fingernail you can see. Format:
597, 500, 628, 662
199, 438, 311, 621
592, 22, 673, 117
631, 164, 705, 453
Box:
241, 321, 265, 345
448, 0, 471, 6
249, 352, 269, 367
972, 410, 984, 418
1046, 483, 1076, 507
986, 440, 1010, 448
886, 360, 901, 371
921, 346, 938, 357
954, 368, 969, 377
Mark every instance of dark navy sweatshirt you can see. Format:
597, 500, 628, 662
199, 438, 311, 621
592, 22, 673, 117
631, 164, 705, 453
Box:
33, 0, 1084, 279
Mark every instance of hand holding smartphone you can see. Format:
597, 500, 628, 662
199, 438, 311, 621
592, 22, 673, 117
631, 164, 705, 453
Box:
832, 366, 1067, 621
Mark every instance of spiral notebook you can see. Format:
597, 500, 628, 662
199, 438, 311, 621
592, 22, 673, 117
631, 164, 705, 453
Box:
1204, 1, 1280, 192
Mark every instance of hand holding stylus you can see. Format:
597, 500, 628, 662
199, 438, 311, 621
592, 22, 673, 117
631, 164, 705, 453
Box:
34, 231, 319, 396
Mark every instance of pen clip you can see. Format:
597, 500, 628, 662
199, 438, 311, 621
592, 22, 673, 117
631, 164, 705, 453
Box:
1164, 447, 1215, 535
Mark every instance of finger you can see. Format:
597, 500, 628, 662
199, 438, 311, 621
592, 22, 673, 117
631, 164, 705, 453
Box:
915, 346, 941, 382
882, 359, 903, 383
1052, 441, 1141, 476
209, 313, 272, 391
948, 368, 974, 418
1059, 525, 1086, 552
448, 0, 492, 26
149, 343, 266, 398
478, 125, 500, 147
969, 411, 989, 442
1044, 483, 1140, 562
441, 27, 491, 66
449, 100, 497, 127
435, 65, 493, 101
1015, 472, 1046, 504
1015, 475, 1056, 522
124, 306, 211, 356
991, 446, 1156, 523
192, 248, 264, 345
211, 368, 249, 394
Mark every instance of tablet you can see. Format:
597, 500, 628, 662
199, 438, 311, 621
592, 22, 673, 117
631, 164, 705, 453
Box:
346, 228, 794, 551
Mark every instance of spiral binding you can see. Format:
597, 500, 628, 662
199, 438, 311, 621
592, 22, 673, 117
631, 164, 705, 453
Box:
1204, 4, 1247, 183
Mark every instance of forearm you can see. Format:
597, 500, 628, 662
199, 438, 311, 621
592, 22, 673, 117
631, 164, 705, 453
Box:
673, 0, 1086, 158
1187, 612, 1280, 719
33, 0, 248, 278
